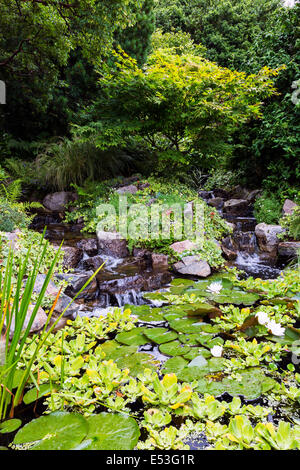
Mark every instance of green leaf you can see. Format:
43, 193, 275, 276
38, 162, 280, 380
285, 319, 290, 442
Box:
0, 419, 22, 434
144, 327, 178, 344
116, 327, 149, 346
13, 412, 88, 450
83, 413, 140, 450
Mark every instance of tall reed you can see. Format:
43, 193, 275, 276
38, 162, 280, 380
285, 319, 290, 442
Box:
0, 234, 103, 421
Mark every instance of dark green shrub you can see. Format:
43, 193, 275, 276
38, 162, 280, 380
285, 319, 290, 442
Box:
254, 193, 282, 225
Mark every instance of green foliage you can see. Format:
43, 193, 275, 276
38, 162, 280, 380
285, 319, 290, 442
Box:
35, 137, 134, 190
280, 206, 300, 241
253, 192, 282, 224
79, 49, 278, 172
151, 29, 206, 57
204, 168, 244, 191
117, 0, 156, 65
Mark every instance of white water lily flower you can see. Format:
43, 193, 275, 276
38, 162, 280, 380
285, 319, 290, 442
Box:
267, 319, 285, 337
207, 282, 223, 295
255, 311, 270, 326
210, 345, 223, 357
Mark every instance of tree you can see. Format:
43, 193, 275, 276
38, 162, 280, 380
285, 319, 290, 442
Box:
117, 0, 156, 65
154, 0, 284, 70
0, 0, 142, 141
78, 49, 279, 171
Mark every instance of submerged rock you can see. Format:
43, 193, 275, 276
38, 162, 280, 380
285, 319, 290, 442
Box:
173, 256, 211, 277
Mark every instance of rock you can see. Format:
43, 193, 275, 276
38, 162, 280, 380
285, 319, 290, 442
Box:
229, 185, 249, 200
278, 241, 300, 258
116, 185, 138, 195
9, 305, 47, 336
32, 274, 81, 317
221, 236, 238, 260
255, 223, 285, 255
232, 231, 257, 253
208, 197, 224, 209
170, 240, 197, 254
139, 182, 150, 190
133, 247, 152, 259
246, 189, 261, 203
225, 221, 236, 232
97, 231, 129, 258
61, 246, 83, 269
56, 271, 98, 300
77, 238, 98, 256
198, 190, 213, 201
43, 191, 77, 212
173, 256, 211, 277
282, 199, 298, 216
99, 272, 171, 296
151, 253, 169, 269
83, 255, 104, 271
0, 229, 21, 248
224, 199, 249, 216
213, 189, 230, 200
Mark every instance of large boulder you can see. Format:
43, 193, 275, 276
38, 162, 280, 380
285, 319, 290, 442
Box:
97, 231, 129, 258
255, 223, 285, 255
170, 240, 197, 254
173, 256, 211, 277
223, 199, 249, 216
43, 191, 77, 212
278, 241, 300, 258
282, 199, 298, 216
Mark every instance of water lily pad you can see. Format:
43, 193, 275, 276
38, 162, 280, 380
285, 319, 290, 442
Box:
13, 412, 88, 450
159, 340, 190, 356
171, 278, 196, 287
161, 356, 188, 375
0, 419, 22, 434
177, 357, 226, 382
23, 384, 52, 405
178, 333, 205, 346
115, 352, 158, 375
183, 347, 211, 360
126, 305, 165, 322
168, 317, 207, 334
116, 327, 149, 346
185, 303, 221, 317
188, 355, 208, 368
144, 327, 177, 344
82, 413, 140, 450
196, 367, 277, 399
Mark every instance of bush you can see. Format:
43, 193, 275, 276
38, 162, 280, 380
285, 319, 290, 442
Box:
0, 199, 32, 232
280, 206, 300, 241
253, 193, 282, 225
204, 168, 244, 191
